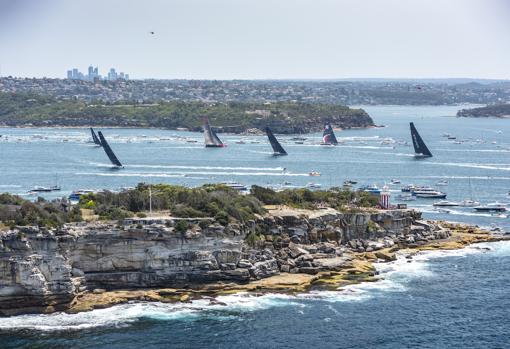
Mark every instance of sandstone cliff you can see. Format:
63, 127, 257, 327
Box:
0, 208, 449, 316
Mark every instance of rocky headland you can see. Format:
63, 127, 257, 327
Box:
1, 206, 506, 316
457, 104, 510, 118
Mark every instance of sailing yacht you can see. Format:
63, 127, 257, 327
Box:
321, 123, 338, 145
90, 128, 102, 146
97, 131, 123, 167
460, 177, 480, 207
265, 127, 287, 156
203, 117, 224, 148
410, 122, 433, 158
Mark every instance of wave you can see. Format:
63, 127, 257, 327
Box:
0, 293, 296, 332
427, 162, 510, 171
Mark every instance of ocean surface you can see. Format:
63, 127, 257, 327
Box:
1, 105, 509, 348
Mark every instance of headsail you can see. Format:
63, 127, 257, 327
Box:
203, 117, 224, 147
90, 128, 101, 146
97, 131, 123, 167
322, 123, 338, 145
266, 127, 287, 155
410, 122, 432, 158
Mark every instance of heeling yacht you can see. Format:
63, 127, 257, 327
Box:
265, 127, 287, 156
203, 117, 225, 148
97, 131, 123, 168
320, 123, 338, 146
410, 122, 433, 158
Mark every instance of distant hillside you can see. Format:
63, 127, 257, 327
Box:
0, 92, 374, 134
457, 104, 510, 118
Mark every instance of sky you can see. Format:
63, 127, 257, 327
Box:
0, 0, 509, 80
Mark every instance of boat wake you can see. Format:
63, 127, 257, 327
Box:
77, 171, 308, 177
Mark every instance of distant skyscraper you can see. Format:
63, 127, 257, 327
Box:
66, 65, 128, 81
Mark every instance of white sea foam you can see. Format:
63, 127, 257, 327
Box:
0, 293, 296, 332
3, 243, 509, 332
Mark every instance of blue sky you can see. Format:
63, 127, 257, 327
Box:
0, 0, 509, 79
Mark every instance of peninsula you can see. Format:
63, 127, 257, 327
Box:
0, 92, 373, 134
457, 104, 510, 118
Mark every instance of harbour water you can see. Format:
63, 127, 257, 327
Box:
1, 105, 509, 348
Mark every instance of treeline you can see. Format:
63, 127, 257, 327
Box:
0, 184, 380, 228
79, 184, 379, 224
0, 92, 374, 134
457, 104, 510, 118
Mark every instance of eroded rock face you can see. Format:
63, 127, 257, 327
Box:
0, 209, 445, 315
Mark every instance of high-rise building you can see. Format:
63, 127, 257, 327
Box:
87, 65, 94, 80
67, 70, 73, 79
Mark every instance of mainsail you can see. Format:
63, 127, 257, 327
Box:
410, 122, 432, 158
90, 128, 101, 146
97, 131, 123, 167
266, 127, 287, 155
203, 117, 224, 147
322, 123, 338, 145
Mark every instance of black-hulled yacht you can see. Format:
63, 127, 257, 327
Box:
266, 127, 287, 156
97, 131, 123, 167
410, 122, 432, 158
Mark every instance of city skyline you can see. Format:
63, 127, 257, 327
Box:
66, 65, 129, 81
0, 0, 510, 80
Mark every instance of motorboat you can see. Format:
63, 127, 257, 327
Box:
433, 200, 459, 207
221, 181, 248, 191
309, 171, 321, 177
397, 194, 416, 201
306, 182, 322, 189
473, 202, 507, 212
414, 191, 447, 199
459, 199, 480, 207
436, 180, 448, 186
360, 184, 381, 194
390, 178, 401, 184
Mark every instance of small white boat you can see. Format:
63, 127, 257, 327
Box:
397, 194, 416, 201
390, 178, 401, 184
306, 182, 322, 189
459, 199, 480, 207
433, 200, 459, 207
436, 180, 448, 186
309, 171, 321, 177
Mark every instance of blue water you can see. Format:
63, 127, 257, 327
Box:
1, 105, 510, 348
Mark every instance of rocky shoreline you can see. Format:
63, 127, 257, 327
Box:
1, 206, 507, 316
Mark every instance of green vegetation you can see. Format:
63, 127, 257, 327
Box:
457, 104, 510, 118
0, 194, 82, 228
78, 183, 265, 224
0, 184, 379, 228
250, 185, 379, 210
0, 92, 373, 133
